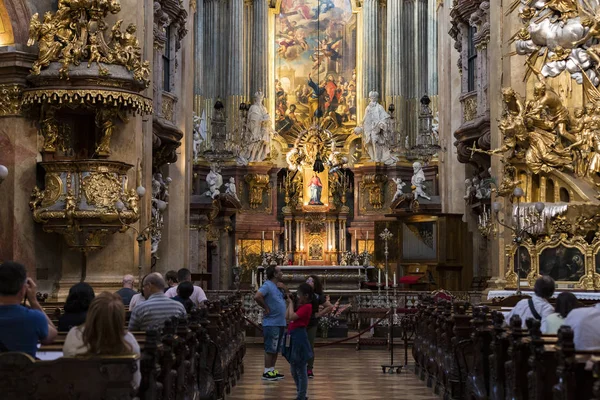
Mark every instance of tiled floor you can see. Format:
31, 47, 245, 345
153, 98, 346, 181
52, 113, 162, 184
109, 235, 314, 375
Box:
227, 345, 438, 400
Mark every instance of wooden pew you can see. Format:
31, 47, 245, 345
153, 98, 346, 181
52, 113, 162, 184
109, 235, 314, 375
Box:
0, 352, 138, 400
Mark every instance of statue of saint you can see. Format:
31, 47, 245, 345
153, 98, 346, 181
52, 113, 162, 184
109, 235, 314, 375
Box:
360, 90, 398, 165
308, 172, 323, 205
245, 91, 271, 162
204, 164, 223, 199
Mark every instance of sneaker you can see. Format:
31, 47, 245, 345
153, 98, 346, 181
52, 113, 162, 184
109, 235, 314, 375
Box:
262, 371, 278, 381
307, 369, 314, 378
274, 370, 285, 380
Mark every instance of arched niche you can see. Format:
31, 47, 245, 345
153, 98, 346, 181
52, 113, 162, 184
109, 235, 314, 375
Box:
3, 0, 32, 45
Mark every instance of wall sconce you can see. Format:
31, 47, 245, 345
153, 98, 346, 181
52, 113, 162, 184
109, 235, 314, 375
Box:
0, 165, 7, 184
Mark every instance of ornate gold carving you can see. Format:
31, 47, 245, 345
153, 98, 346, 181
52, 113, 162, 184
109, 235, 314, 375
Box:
27, 0, 150, 87
81, 171, 123, 209
0, 85, 22, 116
22, 89, 153, 115
462, 94, 477, 122
42, 173, 63, 207
95, 108, 126, 156
244, 173, 270, 209
40, 106, 59, 153
360, 174, 388, 210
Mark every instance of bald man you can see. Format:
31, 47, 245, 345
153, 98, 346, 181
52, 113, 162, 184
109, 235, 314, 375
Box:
128, 273, 186, 331
116, 274, 137, 306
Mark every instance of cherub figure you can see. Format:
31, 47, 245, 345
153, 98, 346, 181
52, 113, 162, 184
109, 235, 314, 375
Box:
29, 187, 44, 211
464, 178, 474, 202
126, 188, 139, 215
225, 177, 240, 202
391, 177, 406, 203
64, 189, 76, 221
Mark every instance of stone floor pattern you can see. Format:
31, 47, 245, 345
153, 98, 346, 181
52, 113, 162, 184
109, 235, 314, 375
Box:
227, 346, 439, 400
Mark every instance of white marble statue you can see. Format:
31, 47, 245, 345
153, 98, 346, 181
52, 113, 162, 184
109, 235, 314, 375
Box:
392, 177, 406, 203
464, 178, 474, 201
474, 176, 491, 200
192, 110, 207, 162
151, 173, 170, 256
204, 164, 223, 199
411, 161, 431, 201
224, 177, 240, 201
360, 90, 398, 166
245, 91, 271, 163
432, 111, 439, 143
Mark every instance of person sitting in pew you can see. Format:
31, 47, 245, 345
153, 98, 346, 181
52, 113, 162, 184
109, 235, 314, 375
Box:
165, 268, 207, 307
507, 276, 555, 328
541, 291, 577, 335
172, 281, 195, 313
0, 261, 57, 357
58, 282, 95, 332
563, 302, 600, 350
164, 270, 178, 293
63, 292, 141, 389
128, 274, 149, 311
115, 275, 137, 306
128, 273, 186, 331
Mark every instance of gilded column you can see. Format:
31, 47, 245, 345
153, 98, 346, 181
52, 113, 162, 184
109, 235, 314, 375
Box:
252, 0, 269, 98
362, 0, 380, 99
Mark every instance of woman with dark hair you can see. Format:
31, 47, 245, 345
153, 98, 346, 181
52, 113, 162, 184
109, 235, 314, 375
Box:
172, 281, 195, 313
305, 275, 334, 378
63, 292, 141, 388
58, 282, 95, 332
542, 291, 578, 334
283, 283, 314, 400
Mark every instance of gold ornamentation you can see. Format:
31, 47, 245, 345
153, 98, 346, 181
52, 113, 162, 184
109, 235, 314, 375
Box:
95, 108, 126, 156
27, 1, 150, 87
81, 171, 123, 209
578, 269, 600, 290
360, 174, 388, 210
22, 88, 153, 115
462, 94, 477, 122
0, 85, 22, 116
244, 173, 270, 209
40, 106, 59, 153
42, 173, 63, 207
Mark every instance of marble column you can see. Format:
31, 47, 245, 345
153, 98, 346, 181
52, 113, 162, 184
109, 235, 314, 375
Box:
244, 0, 254, 98
362, 0, 380, 100
219, 223, 232, 289
227, 0, 245, 134
385, 0, 405, 144
252, 0, 269, 99
194, 0, 204, 113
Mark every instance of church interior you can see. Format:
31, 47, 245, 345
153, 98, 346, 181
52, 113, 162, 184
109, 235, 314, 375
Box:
2, 0, 600, 398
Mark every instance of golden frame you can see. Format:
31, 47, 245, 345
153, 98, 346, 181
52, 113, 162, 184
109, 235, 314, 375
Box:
536, 237, 588, 289
504, 242, 537, 288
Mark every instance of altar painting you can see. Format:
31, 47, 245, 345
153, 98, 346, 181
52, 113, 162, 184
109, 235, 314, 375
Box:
303, 166, 329, 209
308, 236, 324, 261
539, 244, 585, 282
513, 246, 531, 279
274, 0, 357, 138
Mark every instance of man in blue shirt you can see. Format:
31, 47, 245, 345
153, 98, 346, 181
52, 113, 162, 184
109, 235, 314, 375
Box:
0, 261, 57, 357
255, 265, 287, 381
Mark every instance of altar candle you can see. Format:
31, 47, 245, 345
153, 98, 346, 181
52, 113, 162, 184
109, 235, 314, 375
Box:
385, 272, 389, 287
272, 231, 275, 251
378, 269, 381, 286
393, 272, 397, 285
366, 231, 369, 242
252, 270, 256, 286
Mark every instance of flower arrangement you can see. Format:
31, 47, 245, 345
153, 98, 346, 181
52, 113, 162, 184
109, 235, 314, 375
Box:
317, 315, 339, 338
265, 250, 287, 265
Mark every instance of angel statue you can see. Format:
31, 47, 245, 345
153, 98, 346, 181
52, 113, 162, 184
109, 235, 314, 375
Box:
411, 162, 431, 201
204, 164, 223, 199
391, 177, 406, 203
358, 90, 398, 166
224, 177, 240, 202
192, 110, 207, 162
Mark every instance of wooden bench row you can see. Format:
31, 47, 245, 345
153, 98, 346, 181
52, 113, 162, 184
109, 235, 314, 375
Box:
412, 296, 600, 400
1, 295, 246, 400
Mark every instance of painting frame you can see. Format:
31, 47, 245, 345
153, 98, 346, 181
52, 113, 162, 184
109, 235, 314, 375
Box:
302, 166, 329, 211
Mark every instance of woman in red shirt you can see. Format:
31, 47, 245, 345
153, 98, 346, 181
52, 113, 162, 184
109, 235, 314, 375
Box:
283, 283, 314, 400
